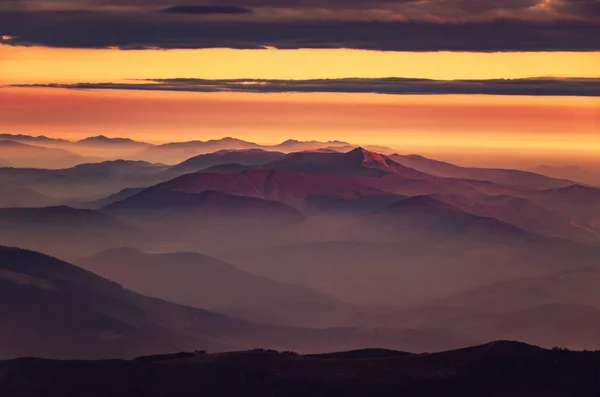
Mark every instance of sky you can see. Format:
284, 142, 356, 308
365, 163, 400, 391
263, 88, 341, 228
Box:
1, 0, 599, 168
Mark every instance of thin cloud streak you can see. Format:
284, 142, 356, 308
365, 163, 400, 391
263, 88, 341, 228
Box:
14, 77, 600, 97
161, 5, 253, 14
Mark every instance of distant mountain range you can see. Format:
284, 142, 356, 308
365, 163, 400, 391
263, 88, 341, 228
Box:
390, 154, 574, 190
169, 149, 286, 175
75, 135, 152, 148
0, 159, 169, 203
2, 139, 600, 357
0, 206, 137, 259
0, 186, 55, 208
0, 134, 71, 145
0, 140, 87, 168
2, 146, 598, 257
0, 133, 398, 165
535, 164, 600, 187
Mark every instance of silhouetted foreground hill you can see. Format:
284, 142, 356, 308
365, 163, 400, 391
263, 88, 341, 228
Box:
1, 342, 599, 397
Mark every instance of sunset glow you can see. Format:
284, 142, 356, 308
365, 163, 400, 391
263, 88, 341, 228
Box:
2, 45, 600, 84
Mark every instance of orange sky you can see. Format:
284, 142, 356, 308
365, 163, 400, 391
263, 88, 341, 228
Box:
2, 86, 599, 168
1, 45, 599, 168
2, 45, 600, 84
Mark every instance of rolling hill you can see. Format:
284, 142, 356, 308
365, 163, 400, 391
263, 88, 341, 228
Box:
2, 342, 600, 397
168, 149, 285, 175
0, 160, 169, 202
390, 153, 574, 190
75, 135, 151, 148
0, 246, 472, 360
134, 138, 259, 164
0, 140, 85, 168
79, 247, 343, 326
535, 164, 600, 187
0, 207, 136, 259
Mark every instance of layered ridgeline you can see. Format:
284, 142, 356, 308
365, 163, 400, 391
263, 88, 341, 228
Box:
1, 144, 600, 355
78, 247, 346, 326
0, 246, 473, 360
0, 134, 396, 166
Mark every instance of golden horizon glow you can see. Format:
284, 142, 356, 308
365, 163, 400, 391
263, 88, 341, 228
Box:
1, 45, 600, 85
1, 87, 598, 169
2, 45, 598, 169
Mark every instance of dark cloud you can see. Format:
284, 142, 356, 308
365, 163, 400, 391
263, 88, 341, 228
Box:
1, 0, 598, 51
161, 5, 253, 14
1, 10, 599, 51
0, 0, 596, 18
13, 77, 600, 97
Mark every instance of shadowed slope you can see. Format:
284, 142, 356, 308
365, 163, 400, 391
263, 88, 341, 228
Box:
0, 140, 85, 168
0, 207, 136, 259
79, 247, 342, 326
2, 342, 600, 397
0, 246, 473, 360
169, 149, 285, 175
390, 154, 574, 190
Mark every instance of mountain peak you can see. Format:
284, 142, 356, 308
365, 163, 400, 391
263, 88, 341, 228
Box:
346, 147, 391, 167
81, 135, 111, 141
281, 139, 301, 145
77, 136, 144, 145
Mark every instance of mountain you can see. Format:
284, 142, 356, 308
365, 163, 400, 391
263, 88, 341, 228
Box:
199, 163, 250, 174
219, 227, 600, 307
0, 207, 134, 259
401, 194, 599, 243
261, 147, 425, 177
0, 206, 118, 229
267, 139, 351, 152
0, 246, 471, 360
349, 265, 600, 343
390, 153, 573, 190
3, 342, 600, 397
251, 148, 526, 199
353, 195, 540, 244
169, 149, 285, 175
80, 187, 146, 209
142, 149, 520, 212
0, 134, 71, 145
76, 135, 151, 148
104, 189, 304, 223
323, 144, 398, 155
0, 186, 55, 208
268, 141, 397, 155
0, 140, 85, 169
134, 138, 259, 164
431, 267, 600, 313
103, 189, 306, 253
134, 138, 396, 165
79, 247, 342, 326
535, 165, 600, 187
115, 168, 391, 210
0, 160, 169, 202
0, 245, 256, 359
451, 303, 600, 350
529, 185, 600, 223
